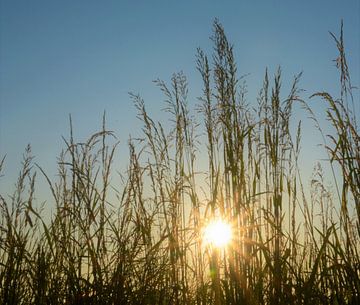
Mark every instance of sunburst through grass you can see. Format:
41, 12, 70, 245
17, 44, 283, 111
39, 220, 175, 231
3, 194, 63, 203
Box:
204, 220, 232, 248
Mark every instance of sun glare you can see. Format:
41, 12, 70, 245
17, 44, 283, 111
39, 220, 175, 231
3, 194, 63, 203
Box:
204, 220, 232, 248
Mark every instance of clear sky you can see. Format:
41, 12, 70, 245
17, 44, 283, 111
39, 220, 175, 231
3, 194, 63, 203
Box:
0, 0, 359, 196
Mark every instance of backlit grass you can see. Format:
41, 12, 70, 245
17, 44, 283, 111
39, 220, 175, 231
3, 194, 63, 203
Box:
0, 20, 359, 305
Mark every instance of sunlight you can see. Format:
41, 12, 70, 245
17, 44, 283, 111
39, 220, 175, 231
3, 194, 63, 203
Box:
204, 220, 232, 248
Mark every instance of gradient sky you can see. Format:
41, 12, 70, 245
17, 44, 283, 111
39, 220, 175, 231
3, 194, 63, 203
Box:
0, 0, 359, 196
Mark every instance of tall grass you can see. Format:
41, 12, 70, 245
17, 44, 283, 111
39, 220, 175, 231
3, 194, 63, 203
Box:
0, 20, 359, 305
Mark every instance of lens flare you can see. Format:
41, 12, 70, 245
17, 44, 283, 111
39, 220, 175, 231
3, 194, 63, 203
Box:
204, 220, 232, 248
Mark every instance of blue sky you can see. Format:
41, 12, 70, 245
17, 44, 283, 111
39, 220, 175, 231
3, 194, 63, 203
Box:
0, 0, 359, 195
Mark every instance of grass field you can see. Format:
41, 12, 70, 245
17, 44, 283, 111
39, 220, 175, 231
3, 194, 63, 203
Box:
0, 20, 359, 305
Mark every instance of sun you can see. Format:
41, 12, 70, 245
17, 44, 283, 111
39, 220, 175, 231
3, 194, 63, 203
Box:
204, 219, 232, 248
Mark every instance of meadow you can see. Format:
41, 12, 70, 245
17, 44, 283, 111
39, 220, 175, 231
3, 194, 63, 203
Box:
0, 20, 359, 305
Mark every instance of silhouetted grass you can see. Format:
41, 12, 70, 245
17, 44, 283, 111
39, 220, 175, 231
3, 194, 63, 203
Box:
0, 20, 359, 305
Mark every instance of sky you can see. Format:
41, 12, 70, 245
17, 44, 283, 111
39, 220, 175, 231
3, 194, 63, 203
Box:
0, 0, 359, 198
